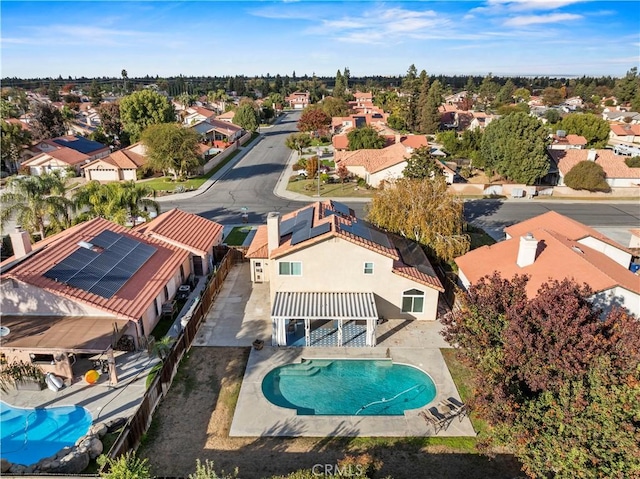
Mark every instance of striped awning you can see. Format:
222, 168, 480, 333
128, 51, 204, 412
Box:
272, 292, 378, 320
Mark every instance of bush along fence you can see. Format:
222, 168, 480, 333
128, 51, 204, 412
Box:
105, 248, 245, 462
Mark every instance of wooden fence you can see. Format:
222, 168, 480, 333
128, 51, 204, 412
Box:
106, 248, 244, 460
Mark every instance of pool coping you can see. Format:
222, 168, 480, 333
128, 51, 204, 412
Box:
229, 346, 476, 437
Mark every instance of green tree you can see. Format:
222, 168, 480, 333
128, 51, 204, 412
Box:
31, 102, 67, 140
333, 69, 346, 99
542, 86, 564, 106
367, 177, 469, 262
0, 100, 19, 119
47, 83, 61, 102
403, 146, 443, 179
544, 108, 562, 124
119, 181, 160, 226
141, 123, 201, 181
347, 126, 385, 150
614, 67, 639, 103
1, 120, 32, 172
119, 89, 176, 142
513, 87, 531, 103
0, 173, 73, 239
480, 112, 549, 184
97, 102, 128, 147
321, 96, 349, 118
495, 79, 516, 106
233, 103, 260, 132
98, 451, 151, 479
477, 73, 499, 110
88, 80, 103, 106
563, 160, 610, 192
419, 80, 443, 134
285, 132, 311, 155
73, 181, 129, 225
121, 69, 129, 94
401, 65, 422, 131
560, 113, 610, 148
387, 114, 406, 131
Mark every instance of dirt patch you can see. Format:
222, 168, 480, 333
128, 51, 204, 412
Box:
138, 347, 521, 479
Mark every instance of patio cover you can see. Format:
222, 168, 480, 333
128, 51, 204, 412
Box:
271, 292, 378, 347
0, 315, 129, 353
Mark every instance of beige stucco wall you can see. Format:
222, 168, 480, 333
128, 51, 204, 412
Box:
369, 162, 406, 188
0, 279, 116, 317
591, 286, 639, 318
268, 237, 440, 320
577, 237, 632, 268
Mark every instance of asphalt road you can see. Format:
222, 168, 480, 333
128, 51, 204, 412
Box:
159, 110, 639, 242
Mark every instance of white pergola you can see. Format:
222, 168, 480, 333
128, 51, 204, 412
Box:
271, 291, 378, 347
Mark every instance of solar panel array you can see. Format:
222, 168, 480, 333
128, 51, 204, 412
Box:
44, 230, 157, 299
341, 221, 392, 248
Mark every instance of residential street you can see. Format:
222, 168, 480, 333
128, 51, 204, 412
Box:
156, 110, 639, 243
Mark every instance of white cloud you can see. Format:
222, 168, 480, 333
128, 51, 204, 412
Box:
487, 0, 586, 11
504, 12, 582, 26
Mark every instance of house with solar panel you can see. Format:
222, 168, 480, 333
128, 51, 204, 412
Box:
245, 201, 444, 347
0, 210, 223, 384
21, 135, 110, 176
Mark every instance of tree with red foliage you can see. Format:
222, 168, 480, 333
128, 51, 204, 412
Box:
336, 163, 350, 183
297, 106, 330, 136
441, 274, 640, 478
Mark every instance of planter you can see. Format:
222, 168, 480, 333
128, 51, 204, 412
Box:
15, 379, 45, 391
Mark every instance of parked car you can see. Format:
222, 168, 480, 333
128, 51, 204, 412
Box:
176, 284, 191, 301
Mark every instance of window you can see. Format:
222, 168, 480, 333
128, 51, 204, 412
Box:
364, 262, 374, 275
279, 261, 302, 276
163, 286, 169, 301
402, 289, 425, 313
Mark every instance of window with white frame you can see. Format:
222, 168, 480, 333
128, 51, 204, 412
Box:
364, 262, 374, 275
402, 289, 425, 313
279, 261, 302, 276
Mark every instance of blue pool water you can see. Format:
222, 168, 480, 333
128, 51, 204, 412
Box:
0, 401, 93, 466
262, 359, 437, 415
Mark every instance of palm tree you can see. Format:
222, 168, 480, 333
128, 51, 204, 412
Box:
0, 173, 74, 240
118, 181, 160, 226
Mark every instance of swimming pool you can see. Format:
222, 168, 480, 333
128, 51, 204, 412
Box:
261, 359, 437, 415
0, 401, 93, 466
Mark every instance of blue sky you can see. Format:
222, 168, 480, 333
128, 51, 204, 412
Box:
1, 1, 638, 79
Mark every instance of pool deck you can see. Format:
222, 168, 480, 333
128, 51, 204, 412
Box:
1, 350, 159, 425
230, 346, 475, 437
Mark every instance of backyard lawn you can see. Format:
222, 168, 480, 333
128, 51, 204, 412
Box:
138, 347, 522, 479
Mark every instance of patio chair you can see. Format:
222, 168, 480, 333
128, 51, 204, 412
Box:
421, 407, 453, 433
444, 397, 469, 419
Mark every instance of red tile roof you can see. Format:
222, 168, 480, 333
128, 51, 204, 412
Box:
134, 209, 223, 255
83, 149, 147, 170
456, 228, 639, 298
610, 123, 640, 136
504, 210, 632, 254
549, 149, 640, 179
335, 142, 411, 174
1, 218, 189, 320
552, 134, 588, 146
22, 148, 90, 167
246, 201, 443, 291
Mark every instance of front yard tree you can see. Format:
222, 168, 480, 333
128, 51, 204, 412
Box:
141, 123, 201, 181
119, 89, 176, 142
98, 102, 128, 147
321, 96, 349, 118
297, 106, 330, 136
336, 163, 350, 183
1, 120, 32, 172
31, 102, 67, 140
233, 103, 260, 132
285, 132, 311, 155
560, 113, 610, 148
367, 177, 470, 262
563, 160, 610, 192
441, 275, 640, 478
480, 112, 549, 184
403, 146, 443, 179
347, 126, 385, 150
542, 86, 563, 106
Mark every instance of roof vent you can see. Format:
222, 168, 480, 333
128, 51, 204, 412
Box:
78, 241, 94, 250
571, 246, 584, 254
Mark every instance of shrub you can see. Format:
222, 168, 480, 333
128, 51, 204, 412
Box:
0, 360, 45, 393
625, 156, 640, 168
563, 160, 610, 192
459, 166, 473, 179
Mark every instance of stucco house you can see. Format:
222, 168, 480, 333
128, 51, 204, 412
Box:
548, 148, 640, 188
245, 201, 444, 347
183, 106, 217, 125
285, 91, 310, 109
334, 138, 455, 187
21, 136, 109, 176
609, 123, 640, 143
190, 118, 244, 149
455, 211, 639, 317
0, 210, 223, 384
549, 131, 588, 150
82, 147, 147, 182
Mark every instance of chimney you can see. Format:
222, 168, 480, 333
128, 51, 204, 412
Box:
395, 134, 401, 144
267, 212, 281, 254
587, 149, 597, 161
516, 233, 539, 268
10, 228, 32, 259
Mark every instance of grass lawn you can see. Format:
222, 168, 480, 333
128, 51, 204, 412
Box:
287, 178, 376, 198
141, 150, 241, 193
467, 224, 497, 250
223, 226, 252, 246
